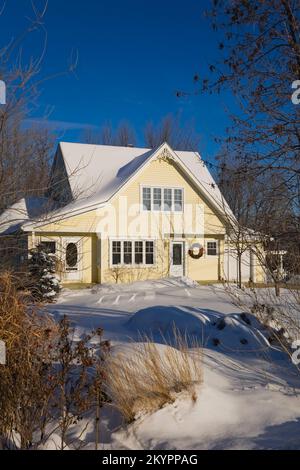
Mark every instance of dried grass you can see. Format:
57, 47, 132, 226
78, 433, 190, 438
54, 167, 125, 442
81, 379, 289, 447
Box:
106, 330, 203, 422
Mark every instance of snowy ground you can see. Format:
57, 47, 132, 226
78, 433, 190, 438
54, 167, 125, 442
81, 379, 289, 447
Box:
46, 278, 300, 450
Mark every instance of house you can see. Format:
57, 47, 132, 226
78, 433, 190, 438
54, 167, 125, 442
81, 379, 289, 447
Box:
0, 197, 49, 268
1, 142, 265, 285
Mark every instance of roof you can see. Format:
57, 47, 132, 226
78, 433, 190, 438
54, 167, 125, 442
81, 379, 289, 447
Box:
0, 197, 49, 235
59, 141, 153, 203
22, 142, 234, 230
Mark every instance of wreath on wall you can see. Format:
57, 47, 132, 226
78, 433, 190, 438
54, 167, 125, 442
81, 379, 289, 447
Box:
188, 243, 205, 260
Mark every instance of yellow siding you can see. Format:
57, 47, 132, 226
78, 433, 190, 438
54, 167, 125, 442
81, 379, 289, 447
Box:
29, 156, 234, 284
29, 232, 96, 284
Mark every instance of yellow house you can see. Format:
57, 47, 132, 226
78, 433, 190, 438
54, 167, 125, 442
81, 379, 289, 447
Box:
18, 142, 264, 285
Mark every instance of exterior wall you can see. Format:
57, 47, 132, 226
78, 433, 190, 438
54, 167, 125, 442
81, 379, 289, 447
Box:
223, 242, 266, 284
99, 158, 225, 283
255, 256, 266, 283
28, 157, 229, 284
28, 232, 97, 284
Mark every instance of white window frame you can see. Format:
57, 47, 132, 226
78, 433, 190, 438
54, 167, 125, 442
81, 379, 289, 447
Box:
110, 239, 156, 267
141, 185, 184, 213
206, 240, 219, 257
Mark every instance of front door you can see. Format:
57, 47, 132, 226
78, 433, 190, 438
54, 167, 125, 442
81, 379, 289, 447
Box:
170, 242, 184, 277
63, 238, 82, 282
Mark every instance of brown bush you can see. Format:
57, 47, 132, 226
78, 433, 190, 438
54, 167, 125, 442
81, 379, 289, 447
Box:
0, 272, 109, 450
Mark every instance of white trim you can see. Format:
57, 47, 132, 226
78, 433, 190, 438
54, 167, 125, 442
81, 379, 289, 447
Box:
140, 185, 184, 213
206, 239, 219, 257
170, 241, 185, 277
110, 238, 156, 268
62, 236, 83, 281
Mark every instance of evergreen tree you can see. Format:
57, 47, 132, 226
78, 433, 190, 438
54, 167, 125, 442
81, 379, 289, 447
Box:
28, 245, 61, 301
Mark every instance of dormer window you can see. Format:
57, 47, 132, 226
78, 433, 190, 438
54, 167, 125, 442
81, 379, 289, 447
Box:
142, 187, 183, 212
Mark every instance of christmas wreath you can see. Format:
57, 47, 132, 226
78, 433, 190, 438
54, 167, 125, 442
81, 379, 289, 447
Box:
188, 243, 204, 259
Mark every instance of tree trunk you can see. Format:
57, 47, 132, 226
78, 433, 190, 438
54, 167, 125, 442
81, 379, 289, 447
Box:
238, 254, 242, 289
275, 282, 281, 297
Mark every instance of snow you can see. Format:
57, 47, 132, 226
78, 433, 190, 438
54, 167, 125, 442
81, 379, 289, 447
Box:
112, 361, 300, 450
45, 277, 300, 450
0, 197, 49, 235
38, 433, 70, 451
127, 306, 274, 356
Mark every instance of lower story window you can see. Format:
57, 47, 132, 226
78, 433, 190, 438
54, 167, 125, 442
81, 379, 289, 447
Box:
146, 241, 154, 265
112, 240, 155, 266
40, 241, 56, 254
207, 241, 218, 256
135, 241, 143, 264
112, 241, 121, 265
124, 241, 132, 265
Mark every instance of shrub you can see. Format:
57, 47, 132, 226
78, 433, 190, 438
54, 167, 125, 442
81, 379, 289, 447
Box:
106, 331, 203, 422
0, 272, 109, 450
28, 245, 61, 302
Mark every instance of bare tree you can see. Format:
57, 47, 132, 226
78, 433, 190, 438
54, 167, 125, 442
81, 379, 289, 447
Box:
183, 1, 300, 291
218, 156, 299, 293
83, 121, 136, 147
0, 1, 77, 272
144, 114, 200, 150
198, 0, 300, 180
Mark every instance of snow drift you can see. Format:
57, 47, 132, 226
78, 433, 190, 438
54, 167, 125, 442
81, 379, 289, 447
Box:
127, 305, 272, 355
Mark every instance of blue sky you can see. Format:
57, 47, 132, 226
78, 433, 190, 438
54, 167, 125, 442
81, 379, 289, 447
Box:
1, 0, 235, 161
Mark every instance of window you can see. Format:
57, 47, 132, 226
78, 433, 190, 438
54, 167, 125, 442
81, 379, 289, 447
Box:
174, 189, 183, 212
40, 241, 56, 254
145, 241, 154, 265
172, 243, 183, 266
66, 243, 78, 270
143, 187, 151, 211
153, 188, 162, 211
135, 241, 143, 264
111, 240, 155, 266
164, 188, 172, 211
207, 241, 218, 256
112, 241, 121, 265
123, 241, 132, 264
142, 187, 184, 212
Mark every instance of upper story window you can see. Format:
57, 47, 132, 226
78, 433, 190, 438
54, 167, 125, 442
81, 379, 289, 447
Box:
142, 187, 151, 211
174, 189, 183, 212
164, 189, 172, 211
153, 188, 162, 211
142, 187, 184, 212
207, 241, 218, 256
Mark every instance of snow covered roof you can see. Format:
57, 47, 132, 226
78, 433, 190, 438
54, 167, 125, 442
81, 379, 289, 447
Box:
0, 197, 49, 235
23, 142, 234, 230
59, 141, 153, 203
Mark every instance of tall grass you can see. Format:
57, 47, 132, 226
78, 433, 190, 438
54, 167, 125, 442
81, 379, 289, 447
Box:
0, 272, 108, 450
106, 330, 203, 422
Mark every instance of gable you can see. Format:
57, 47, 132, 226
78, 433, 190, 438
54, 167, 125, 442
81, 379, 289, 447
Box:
47, 146, 73, 206
114, 156, 226, 235
23, 142, 234, 231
